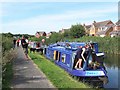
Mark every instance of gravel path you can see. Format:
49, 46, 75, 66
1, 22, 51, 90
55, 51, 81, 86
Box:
11, 47, 55, 89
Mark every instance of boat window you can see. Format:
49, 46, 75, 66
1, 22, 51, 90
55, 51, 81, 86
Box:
61, 54, 66, 63
53, 50, 61, 61
54, 50, 58, 60
57, 52, 61, 61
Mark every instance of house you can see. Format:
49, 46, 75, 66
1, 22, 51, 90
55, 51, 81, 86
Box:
46, 32, 51, 38
110, 30, 120, 37
59, 28, 70, 34
89, 20, 114, 36
35, 31, 46, 38
83, 24, 91, 35
96, 24, 114, 37
110, 20, 120, 37
46, 31, 55, 38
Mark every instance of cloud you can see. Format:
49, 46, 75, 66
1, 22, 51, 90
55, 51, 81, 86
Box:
2, 5, 117, 34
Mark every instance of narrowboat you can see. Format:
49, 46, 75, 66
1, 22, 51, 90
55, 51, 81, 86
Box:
44, 42, 108, 84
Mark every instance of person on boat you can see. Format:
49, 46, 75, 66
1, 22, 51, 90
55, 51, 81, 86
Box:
75, 44, 89, 70
65, 43, 71, 49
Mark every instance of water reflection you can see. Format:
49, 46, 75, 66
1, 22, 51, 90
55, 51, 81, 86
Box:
103, 54, 119, 88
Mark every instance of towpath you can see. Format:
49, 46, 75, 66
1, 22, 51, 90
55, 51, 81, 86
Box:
11, 47, 55, 89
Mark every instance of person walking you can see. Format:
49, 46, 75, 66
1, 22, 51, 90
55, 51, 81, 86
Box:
13, 37, 16, 49
21, 36, 29, 59
16, 38, 20, 47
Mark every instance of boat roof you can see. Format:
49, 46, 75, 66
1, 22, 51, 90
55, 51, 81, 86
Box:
50, 46, 73, 54
48, 42, 98, 53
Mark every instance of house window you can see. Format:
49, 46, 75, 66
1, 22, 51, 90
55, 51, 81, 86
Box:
100, 27, 103, 31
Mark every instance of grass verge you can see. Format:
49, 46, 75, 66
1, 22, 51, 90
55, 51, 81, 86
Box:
2, 62, 13, 90
29, 52, 91, 89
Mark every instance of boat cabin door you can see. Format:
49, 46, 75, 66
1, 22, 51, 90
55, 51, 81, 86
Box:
54, 50, 60, 61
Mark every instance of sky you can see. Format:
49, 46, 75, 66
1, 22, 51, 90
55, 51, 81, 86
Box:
0, 1, 119, 35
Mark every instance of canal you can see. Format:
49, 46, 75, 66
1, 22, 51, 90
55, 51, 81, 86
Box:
103, 54, 119, 88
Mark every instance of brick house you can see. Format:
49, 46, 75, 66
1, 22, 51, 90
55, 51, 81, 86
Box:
35, 31, 46, 38
83, 20, 114, 37
110, 20, 120, 37
46, 31, 56, 38
96, 24, 114, 37
91, 20, 114, 37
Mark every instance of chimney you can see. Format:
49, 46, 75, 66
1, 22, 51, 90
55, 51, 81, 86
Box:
93, 21, 96, 23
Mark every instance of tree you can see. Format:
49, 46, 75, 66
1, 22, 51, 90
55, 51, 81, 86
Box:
47, 32, 64, 44
63, 29, 71, 38
70, 24, 85, 38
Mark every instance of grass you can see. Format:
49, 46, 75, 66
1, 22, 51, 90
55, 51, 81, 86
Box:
2, 62, 13, 90
29, 52, 91, 89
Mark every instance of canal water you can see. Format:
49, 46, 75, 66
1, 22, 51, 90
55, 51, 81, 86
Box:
103, 54, 119, 88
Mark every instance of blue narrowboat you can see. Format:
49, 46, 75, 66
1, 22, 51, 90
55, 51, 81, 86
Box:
44, 42, 107, 82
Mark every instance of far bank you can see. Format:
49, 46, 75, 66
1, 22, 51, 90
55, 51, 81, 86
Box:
65, 36, 120, 54
30, 35, 120, 54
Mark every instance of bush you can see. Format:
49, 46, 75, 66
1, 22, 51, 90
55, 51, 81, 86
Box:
1, 33, 17, 90
2, 33, 13, 56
